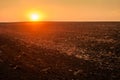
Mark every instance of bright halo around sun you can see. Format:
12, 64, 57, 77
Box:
31, 14, 39, 21
27, 10, 45, 22
30, 13, 40, 21
28, 12, 43, 21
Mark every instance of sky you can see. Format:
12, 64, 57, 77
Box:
0, 0, 120, 22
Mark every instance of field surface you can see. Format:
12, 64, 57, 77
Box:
0, 22, 120, 80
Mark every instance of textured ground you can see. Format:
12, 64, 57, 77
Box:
0, 22, 120, 80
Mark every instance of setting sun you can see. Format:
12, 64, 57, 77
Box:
30, 13, 40, 21
26, 9, 46, 22
31, 14, 39, 21
28, 11, 44, 21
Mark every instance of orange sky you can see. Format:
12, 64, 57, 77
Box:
0, 0, 120, 22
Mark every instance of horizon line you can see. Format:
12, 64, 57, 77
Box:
0, 20, 120, 23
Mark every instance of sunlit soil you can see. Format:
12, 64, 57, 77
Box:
0, 22, 120, 80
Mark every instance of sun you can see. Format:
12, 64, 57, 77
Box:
31, 14, 39, 21
27, 10, 44, 21
30, 13, 40, 21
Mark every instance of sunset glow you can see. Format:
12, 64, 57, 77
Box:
29, 13, 40, 21
0, 0, 120, 22
31, 14, 39, 21
28, 11, 44, 21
